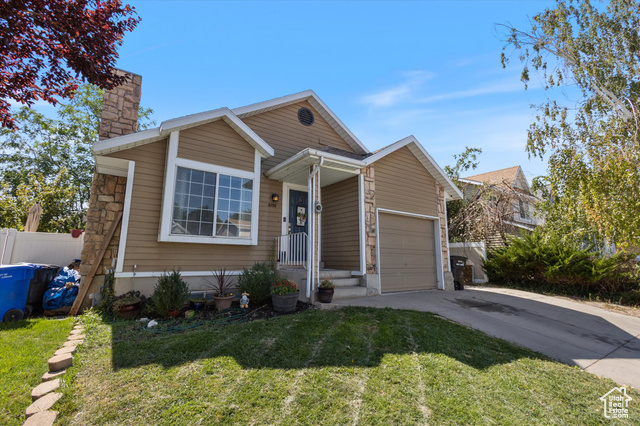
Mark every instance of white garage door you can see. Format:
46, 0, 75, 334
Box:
379, 212, 437, 293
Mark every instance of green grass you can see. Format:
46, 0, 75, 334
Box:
0, 317, 74, 425
56, 308, 638, 425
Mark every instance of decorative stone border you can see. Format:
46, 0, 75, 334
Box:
23, 323, 85, 425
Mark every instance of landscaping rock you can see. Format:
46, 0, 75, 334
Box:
69, 329, 84, 335
41, 370, 65, 382
48, 354, 72, 371
25, 393, 62, 418
62, 340, 82, 347
23, 410, 58, 426
67, 334, 85, 341
31, 379, 60, 401
54, 346, 76, 356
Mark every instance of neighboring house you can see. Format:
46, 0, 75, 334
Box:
79, 71, 462, 304
460, 165, 540, 245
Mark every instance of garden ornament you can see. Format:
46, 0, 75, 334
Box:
240, 292, 250, 308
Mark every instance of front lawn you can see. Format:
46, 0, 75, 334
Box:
57, 308, 637, 424
0, 317, 74, 425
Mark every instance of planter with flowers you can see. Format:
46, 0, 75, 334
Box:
207, 268, 235, 312
270, 277, 299, 313
317, 278, 335, 303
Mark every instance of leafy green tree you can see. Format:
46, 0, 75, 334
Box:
500, 0, 640, 248
0, 84, 154, 232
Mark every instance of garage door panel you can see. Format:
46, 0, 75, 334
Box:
379, 212, 438, 293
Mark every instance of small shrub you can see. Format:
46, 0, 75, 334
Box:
151, 269, 190, 317
237, 262, 275, 304
483, 230, 640, 305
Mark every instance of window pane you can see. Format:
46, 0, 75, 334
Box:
190, 182, 203, 196
203, 184, 215, 198
176, 167, 190, 181
192, 170, 204, 183
171, 167, 217, 236
204, 172, 216, 185
172, 168, 251, 238
175, 180, 189, 194
202, 197, 214, 210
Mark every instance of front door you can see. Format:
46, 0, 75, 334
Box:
286, 189, 308, 263
289, 189, 308, 235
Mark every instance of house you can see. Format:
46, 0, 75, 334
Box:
459, 165, 540, 245
78, 70, 462, 305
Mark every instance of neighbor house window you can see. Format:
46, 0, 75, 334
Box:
172, 166, 253, 239
519, 200, 529, 220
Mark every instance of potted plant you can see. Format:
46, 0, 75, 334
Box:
151, 269, 190, 318
270, 276, 299, 313
113, 291, 143, 319
317, 278, 335, 303
207, 268, 234, 312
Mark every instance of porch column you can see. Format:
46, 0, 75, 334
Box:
362, 165, 377, 274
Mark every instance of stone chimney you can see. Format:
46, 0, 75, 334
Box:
98, 69, 142, 140
78, 70, 142, 309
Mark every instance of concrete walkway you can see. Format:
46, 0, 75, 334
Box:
331, 286, 640, 389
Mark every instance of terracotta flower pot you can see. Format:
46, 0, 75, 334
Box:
317, 287, 334, 303
168, 309, 180, 318
214, 295, 234, 312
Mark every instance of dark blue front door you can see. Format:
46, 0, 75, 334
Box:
287, 189, 308, 263
289, 189, 308, 235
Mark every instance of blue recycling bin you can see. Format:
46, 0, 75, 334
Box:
0, 264, 35, 322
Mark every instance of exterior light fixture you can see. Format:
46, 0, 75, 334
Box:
271, 193, 280, 202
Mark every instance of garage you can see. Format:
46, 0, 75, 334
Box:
378, 212, 438, 293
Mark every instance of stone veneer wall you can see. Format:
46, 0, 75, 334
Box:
78, 71, 141, 306
436, 182, 449, 272
362, 165, 377, 274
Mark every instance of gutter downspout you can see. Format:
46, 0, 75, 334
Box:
306, 157, 323, 299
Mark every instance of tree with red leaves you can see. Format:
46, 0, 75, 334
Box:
0, 0, 140, 129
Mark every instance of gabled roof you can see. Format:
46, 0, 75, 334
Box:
232, 90, 369, 155
464, 166, 521, 187
464, 165, 533, 195
363, 136, 463, 200
93, 108, 275, 158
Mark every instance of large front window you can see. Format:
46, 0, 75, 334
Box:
172, 166, 253, 238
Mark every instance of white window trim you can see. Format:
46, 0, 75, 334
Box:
115, 160, 136, 273
158, 130, 261, 246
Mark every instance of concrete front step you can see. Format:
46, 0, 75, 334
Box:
332, 277, 362, 287
333, 285, 367, 300
318, 269, 352, 279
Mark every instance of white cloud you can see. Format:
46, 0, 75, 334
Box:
415, 81, 523, 104
359, 70, 434, 107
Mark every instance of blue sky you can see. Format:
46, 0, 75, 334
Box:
116, 1, 559, 182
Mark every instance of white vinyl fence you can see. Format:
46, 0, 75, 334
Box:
450, 241, 488, 284
0, 229, 84, 266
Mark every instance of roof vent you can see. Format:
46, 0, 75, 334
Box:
297, 107, 314, 126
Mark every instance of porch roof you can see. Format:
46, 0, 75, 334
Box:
265, 148, 364, 187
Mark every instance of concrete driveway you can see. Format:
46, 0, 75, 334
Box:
332, 286, 640, 389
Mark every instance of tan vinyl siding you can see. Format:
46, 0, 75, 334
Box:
106, 139, 282, 272
321, 176, 360, 270
242, 101, 357, 170
178, 119, 254, 171
374, 146, 437, 217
